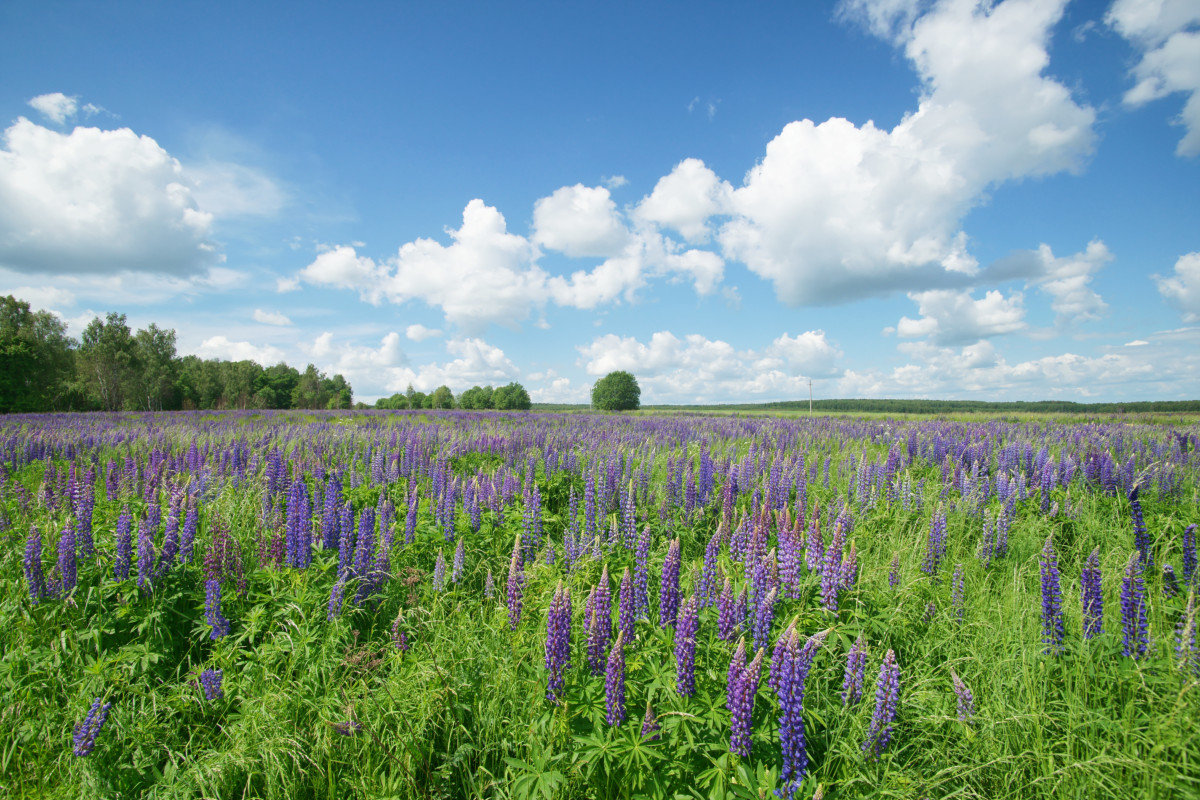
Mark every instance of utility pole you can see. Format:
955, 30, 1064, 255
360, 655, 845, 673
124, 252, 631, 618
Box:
808, 378, 813, 414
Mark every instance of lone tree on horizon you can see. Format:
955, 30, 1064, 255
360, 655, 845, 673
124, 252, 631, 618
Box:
591, 371, 640, 411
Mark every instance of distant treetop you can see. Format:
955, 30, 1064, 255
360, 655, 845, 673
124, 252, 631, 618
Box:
592, 371, 640, 411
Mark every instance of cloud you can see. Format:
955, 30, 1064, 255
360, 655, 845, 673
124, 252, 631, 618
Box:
1155, 251, 1200, 320
577, 329, 842, 403
533, 184, 630, 258
253, 308, 292, 326
986, 239, 1111, 324
713, 0, 1094, 306
380, 337, 520, 394
185, 161, 286, 218
636, 158, 732, 244
0, 264, 247, 311
896, 288, 1026, 344
195, 335, 285, 365
1108, 0, 1200, 156
0, 117, 217, 275
405, 323, 443, 341
28, 93, 78, 125
299, 244, 385, 298
602, 175, 628, 189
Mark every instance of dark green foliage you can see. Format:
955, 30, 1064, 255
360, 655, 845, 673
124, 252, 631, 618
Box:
592, 371, 641, 411
459, 385, 496, 410
431, 385, 455, 409
493, 382, 531, 410
0, 295, 74, 412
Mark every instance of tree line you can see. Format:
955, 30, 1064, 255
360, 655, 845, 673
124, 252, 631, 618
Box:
0, 295, 353, 413
372, 382, 532, 411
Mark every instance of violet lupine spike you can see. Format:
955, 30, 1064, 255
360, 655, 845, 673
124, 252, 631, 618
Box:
57, 524, 76, 597
180, 501, 197, 564
772, 627, 829, 798
640, 700, 660, 740
1177, 591, 1198, 676
24, 527, 46, 604
205, 578, 231, 639
484, 569, 495, 600
1121, 550, 1150, 659
922, 506, 947, 582
114, 507, 132, 581
1081, 547, 1103, 639
545, 582, 572, 704
840, 540, 858, 591
634, 525, 651, 619
1129, 487, 1152, 569
136, 515, 156, 592
605, 632, 627, 726
72, 698, 112, 757
1183, 524, 1197, 588
618, 567, 636, 645
506, 536, 524, 630
863, 649, 900, 759
199, 668, 224, 701
1163, 565, 1180, 599
949, 669, 975, 724
674, 594, 699, 697
391, 612, 410, 652
452, 539, 464, 583
659, 537, 682, 628
432, 550, 447, 592
727, 640, 763, 759
819, 522, 844, 613
889, 551, 901, 589
753, 587, 778, 652
1040, 535, 1064, 655
951, 563, 965, 624
698, 526, 722, 607
805, 507, 823, 572
841, 633, 868, 706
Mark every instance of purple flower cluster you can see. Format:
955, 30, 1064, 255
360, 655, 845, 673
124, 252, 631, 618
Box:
506, 536, 524, 630
432, 549, 447, 592
659, 538, 681, 628
1178, 592, 1198, 676
1121, 550, 1149, 659
921, 507, 947, 581
605, 632, 627, 726
674, 594, 699, 697
1129, 487, 1152, 569
114, 507, 132, 581
889, 551, 901, 588
57, 524, 76, 596
1183, 524, 1197, 587
950, 669, 974, 724
951, 563, 965, 624
585, 567, 612, 676
618, 567, 636, 645
727, 639, 764, 758
863, 649, 900, 759
717, 577, 738, 641
205, 578, 231, 640
640, 700, 660, 740
1040, 535, 1064, 655
72, 698, 112, 757
1081, 547, 1103, 639
770, 624, 829, 797
199, 668, 224, 701
24, 527, 45, 604
841, 633, 867, 705
545, 581, 572, 703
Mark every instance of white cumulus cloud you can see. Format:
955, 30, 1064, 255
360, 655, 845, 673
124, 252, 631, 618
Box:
195, 335, 284, 365
896, 288, 1026, 344
406, 323, 443, 341
253, 308, 292, 326
28, 93, 78, 125
1155, 251, 1200, 320
635, 158, 732, 244
533, 184, 630, 258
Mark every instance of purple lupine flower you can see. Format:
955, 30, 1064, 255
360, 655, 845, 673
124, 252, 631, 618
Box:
404, 487, 418, 545
1177, 591, 1198, 676
506, 536, 524, 630
618, 567, 636, 645
136, 513, 156, 592
1163, 565, 1180, 598
1081, 547, 1103, 639
1040, 535, 1064, 655
634, 525, 651, 619
840, 540, 858, 591
24, 527, 46, 604
674, 594, 699, 697
863, 649, 900, 759
923, 601, 937, 624
805, 508, 823, 572
391, 611, 410, 652
72, 698, 112, 757
819, 520, 844, 613
180, 501, 197, 564
327, 576, 346, 620
698, 527, 722, 607
114, 507, 132, 581
1121, 550, 1150, 659
841, 633, 868, 705
733, 587, 748, 635
640, 700, 660, 740
771, 626, 829, 798
57, 524, 77, 597
205, 579, 231, 639
727, 639, 763, 758
432, 550, 447, 592
1183, 524, 1197, 588
332, 720, 362, 736
545, 582, 572, 703
659, 538, 682, 628
484, 569, 495, 599
951, 563, 966, 624
605, 632, 627, 726
889, 551, 901, 588
922, 507, 947, 581
950, 669, 974, 724
717, 576, 738, 640
199, 668, 224, 701
452, 539, 464, 583
1129, 487, 1151, 569
753, 587, 778, 652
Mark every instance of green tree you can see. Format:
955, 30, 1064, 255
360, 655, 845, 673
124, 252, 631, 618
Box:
459, 385, 495, 409
78, 312, 140, 411
591, 370, 640, 411
493, 381, 531, 410
408, 390, 428, 410
431, 385, 455, 409
0, 296, 75, 412
133, 323, 179, 410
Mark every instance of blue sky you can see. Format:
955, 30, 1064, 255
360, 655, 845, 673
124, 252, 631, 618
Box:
1, 0, 1198, 403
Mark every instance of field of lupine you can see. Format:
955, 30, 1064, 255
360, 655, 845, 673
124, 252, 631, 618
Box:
2, 409, 1199, 800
